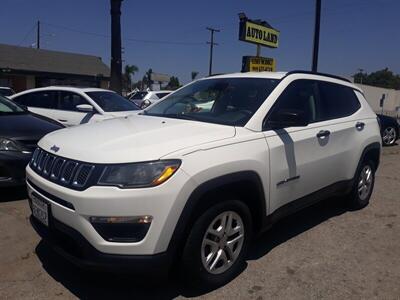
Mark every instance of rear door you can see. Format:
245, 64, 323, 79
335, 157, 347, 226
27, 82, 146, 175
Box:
264, 79, 361, 213
13, 91, 59, 120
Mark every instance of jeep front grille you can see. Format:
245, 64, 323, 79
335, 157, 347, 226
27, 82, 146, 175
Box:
30, 148, 97, 190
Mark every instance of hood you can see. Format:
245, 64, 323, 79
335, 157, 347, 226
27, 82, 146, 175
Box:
0, 113, 62, 141
39, 115, 236, 163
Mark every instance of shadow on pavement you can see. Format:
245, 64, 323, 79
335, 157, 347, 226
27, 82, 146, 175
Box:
35, 197, 349, 299
247, 197, 348, 260
1, 186, 27, 202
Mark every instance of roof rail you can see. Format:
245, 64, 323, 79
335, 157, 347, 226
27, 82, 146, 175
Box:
283, 70, 351, 83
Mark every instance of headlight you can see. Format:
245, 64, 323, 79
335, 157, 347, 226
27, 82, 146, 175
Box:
98, 160, 181, 188
0, 138, 21, 151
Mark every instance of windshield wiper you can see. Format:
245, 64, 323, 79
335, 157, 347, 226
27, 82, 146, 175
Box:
162, 113, 199, 121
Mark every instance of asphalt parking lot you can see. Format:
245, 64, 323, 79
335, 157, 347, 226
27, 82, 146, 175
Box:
1, 145, 399, 300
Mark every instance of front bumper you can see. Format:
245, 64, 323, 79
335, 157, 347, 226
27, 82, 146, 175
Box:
30, 215, 172, 273
26, 164, 196, 256
0, 152, 31, 187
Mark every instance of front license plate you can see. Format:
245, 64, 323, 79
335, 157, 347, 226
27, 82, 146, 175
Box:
31, 193, 49, 227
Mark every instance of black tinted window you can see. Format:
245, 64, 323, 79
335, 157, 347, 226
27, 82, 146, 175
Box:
318, 82, 360, 120
59, 91, 88, 111
87, 91, 139, 112
156, 92, 170, 99
13, 91, 58, 109
269, 80, 318, 124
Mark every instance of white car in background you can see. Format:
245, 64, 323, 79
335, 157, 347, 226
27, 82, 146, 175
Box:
10, 87, 140, 127
129, 90, 172, 109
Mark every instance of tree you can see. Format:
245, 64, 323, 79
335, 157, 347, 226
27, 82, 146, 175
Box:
166, 76, 181, 90
191, 71, 199, 81
123, 64, 139, 91
145, 68, 154, 89
353, 68, 400, 90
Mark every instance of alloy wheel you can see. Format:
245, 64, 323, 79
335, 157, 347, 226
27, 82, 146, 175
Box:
201, 211, 245, 275
383, 127, 396, 145
358, 165, 373, 201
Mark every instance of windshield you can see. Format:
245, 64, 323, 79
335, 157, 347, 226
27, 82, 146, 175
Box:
145, 78, 279, 126
0, 95, 26, 114
129, 91, 148, 100
86, 91, 139, 112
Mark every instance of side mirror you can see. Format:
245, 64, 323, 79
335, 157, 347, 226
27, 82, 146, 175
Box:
76, 104, 94, 113
267, 109, 309, 129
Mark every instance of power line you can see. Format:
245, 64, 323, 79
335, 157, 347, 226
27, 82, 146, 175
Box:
42, 22, 205, 46
18, 23, 37, 46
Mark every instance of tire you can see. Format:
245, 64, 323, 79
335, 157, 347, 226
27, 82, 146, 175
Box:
348, 160, 375, 209
180, 200, 252, 289
382, 126, 397, 146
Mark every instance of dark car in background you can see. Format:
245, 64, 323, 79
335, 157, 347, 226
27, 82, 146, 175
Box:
0, 95, 63, 187
0, 87, 16, 98
377, 114, 399, 146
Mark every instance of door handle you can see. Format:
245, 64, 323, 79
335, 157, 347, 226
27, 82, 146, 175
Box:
355, 122, 365, 130
316, 130, 330, 138
58, 119, 68, 123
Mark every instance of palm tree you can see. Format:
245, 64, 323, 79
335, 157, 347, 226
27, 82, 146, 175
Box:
145, 69, 154, 89
124, 64, 139, 90
191, 71, 199, 81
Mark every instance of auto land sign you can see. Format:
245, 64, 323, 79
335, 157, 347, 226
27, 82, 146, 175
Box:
239, 20, 279, 48
242, 56, 276, 72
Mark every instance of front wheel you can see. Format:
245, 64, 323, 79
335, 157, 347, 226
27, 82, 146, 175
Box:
349, 160, 375, 209
180, 200, 252, 288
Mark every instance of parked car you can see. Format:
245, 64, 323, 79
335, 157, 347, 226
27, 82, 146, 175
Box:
376, 114, 399, 146
27, 71, 381, 288
0, 87, 16, 98
10, 87, 140, 127
0, 95, 62, 187
129, 90, 172, 109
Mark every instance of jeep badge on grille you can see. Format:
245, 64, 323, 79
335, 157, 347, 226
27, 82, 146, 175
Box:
50, 145, 60, 153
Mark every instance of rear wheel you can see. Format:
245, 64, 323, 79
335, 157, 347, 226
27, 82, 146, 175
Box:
180, 200, 252, 288
382, 126, 397, 146
349, 160, 375, 209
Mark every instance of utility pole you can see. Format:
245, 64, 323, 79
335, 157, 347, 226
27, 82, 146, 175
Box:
311, 0, 321, 72
36, 20, 40, 49
206, 27, 220, 76
110, 0, 123, 94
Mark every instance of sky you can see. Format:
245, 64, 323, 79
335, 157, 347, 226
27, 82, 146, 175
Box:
1, 0, 399, 84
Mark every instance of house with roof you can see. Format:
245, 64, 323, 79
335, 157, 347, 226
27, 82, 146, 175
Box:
0, 43, 110, 92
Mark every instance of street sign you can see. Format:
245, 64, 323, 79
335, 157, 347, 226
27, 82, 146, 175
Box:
242, 56, 276, 72
150, 73, 171, 82
239, 20, 279, 48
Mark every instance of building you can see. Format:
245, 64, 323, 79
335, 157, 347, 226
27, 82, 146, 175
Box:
355, 83, 400, 117
0, 44, 110, 92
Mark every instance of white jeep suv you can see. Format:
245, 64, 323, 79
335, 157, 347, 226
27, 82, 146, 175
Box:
27, 71, 381, 287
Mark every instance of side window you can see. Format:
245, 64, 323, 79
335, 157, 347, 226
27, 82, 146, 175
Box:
317, 82, 361, 121
58, 91, 88, 111
12, 94, 31, 106
268, 79, 318, 125
14, 91, 58, 109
